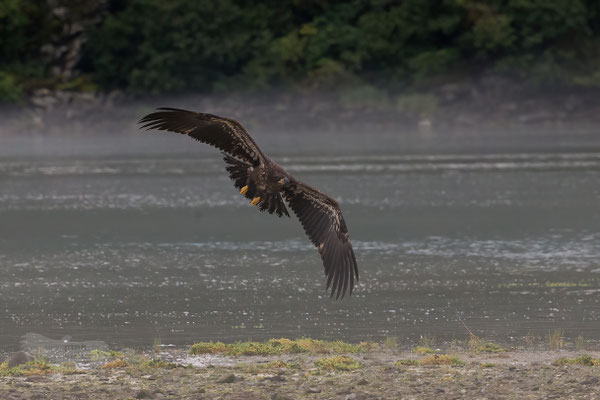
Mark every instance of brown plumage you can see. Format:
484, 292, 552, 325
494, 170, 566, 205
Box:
139, 108, 359, 299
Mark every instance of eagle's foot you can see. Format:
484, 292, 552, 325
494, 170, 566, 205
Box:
251, 197, 261, 206
240, 185, 248, 195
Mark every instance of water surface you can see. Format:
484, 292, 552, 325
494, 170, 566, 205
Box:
1, 135, 600, 352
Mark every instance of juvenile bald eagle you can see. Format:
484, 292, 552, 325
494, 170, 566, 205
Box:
139, 107, 358, 298
139, 108, 359, 299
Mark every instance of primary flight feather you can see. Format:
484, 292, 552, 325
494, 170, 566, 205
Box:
139, 108, 359, 299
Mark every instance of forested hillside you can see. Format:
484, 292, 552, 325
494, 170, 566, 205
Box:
2, 0, 600, 103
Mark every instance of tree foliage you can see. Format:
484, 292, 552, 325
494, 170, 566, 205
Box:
2, 0, 600, 101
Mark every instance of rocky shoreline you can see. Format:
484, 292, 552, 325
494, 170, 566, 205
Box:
2, 79, 599, 142
3, 342, 600, 399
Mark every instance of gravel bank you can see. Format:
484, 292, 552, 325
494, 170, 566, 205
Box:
2, 348, 600, 399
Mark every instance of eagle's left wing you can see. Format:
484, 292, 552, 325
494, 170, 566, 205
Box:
283, 180, 359, 299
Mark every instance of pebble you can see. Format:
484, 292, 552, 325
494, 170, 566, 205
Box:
345, 393, 368, 400
266, 375, 286, 382
136, 389, 152, 399
6, 351, 34, 368
271, 394, 293, 400
217, 373, 239, 383
581, 376, 599, 385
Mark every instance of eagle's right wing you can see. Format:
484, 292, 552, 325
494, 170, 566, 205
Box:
139, 108, 265, 166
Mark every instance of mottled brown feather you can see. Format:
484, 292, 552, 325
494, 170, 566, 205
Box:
139, 108, 264, 166
284, 181, 359, 299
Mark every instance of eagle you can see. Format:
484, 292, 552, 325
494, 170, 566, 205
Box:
139, 108, 359, 299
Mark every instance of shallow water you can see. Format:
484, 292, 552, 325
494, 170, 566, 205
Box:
1, 135, 600, 352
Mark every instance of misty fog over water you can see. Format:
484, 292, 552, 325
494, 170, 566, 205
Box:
1, 107, 599, 352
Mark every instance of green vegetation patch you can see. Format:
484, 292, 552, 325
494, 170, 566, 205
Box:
545, 281, 591, 288
383, 336, 398, 350
396, 354, 465, 367
547, 329, 565, 351
236, 359, 300, 372
0, 359, 55, 376
498, 281, 594, 289
190, 338, 376, 356
143, 358, 177, 369
262, 360, 297, 369
553, 355, 600, 367
89, 349, 126, 361
101, 359, 127, 369
395, 359, 420, 367
421, 354, 465, 366
468, 336, 505, 353
0, 359, 86, 376
189, 341, 228, 354
314, 356, 363, 371
413, 346, 435, 355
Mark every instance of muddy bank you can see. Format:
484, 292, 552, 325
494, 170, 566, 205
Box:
3, 346, 600, 399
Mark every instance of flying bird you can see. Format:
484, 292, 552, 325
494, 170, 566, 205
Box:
139, 108, 358, 298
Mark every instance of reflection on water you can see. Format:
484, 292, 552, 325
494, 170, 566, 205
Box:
1, 137, 599, 351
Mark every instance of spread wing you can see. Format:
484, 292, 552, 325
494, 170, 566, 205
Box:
284, 180, 359, 299
139, 108, 264, 165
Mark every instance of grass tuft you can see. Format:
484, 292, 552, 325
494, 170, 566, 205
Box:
189, 338, 376, 356
575, 335, 586, 351
0, 359, 55, 376
144, 358, 177, 369
413, 346, 435, 355
468, 337, 504, 353
419, 334, 436, 349
395, 359, 420, 367
552, 355, 600, 366
314, 356, 362, 371
263, 360, 294, 369
189, 341, 228, 355
153, 336, 161, 354
101, 359, 127, 369
383, 336, 398, 350
524, 330, 537, 347
547, 329, 564, 351
89, 349, 125, 361
461, 319, 505, 353
420, 354, 465, 366
57, 361, 86, 375
236, 359, 299, 372
396, 354, 465, 367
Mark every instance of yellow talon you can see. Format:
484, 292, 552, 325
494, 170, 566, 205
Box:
240, 185, 248, 195
251, 196, 261, 206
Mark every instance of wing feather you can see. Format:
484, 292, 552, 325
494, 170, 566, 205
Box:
284, 180, 359, 299
139, 108, 264, 165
